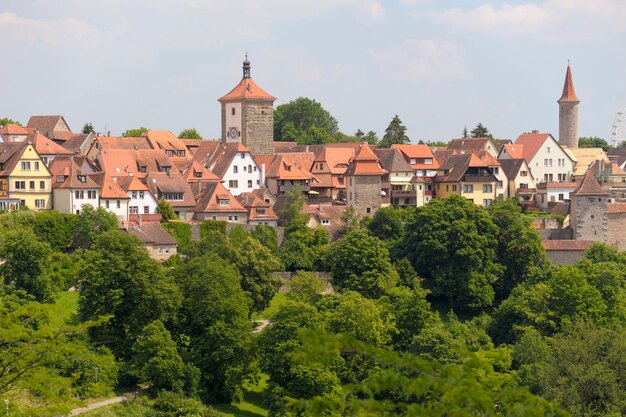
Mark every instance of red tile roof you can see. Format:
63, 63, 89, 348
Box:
194, 182, 247, 213
0, 124, 28, 136
391, 144, 440, 170
346, 143, 386, 176
541, 240, 594, 251
558, 64, 579, 103
502, 143, 524, 159
219, 77, 276, 102
25, 128, 75, 156
514, 133, 552, 163
49, 156, 99, 189
98, 176, 130, 199
26, 115, 70, 133
544, 182, 578, 189
609, 203, 626, 214
573, 171, 609, 196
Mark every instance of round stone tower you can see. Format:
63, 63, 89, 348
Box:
558, 63, 580, 149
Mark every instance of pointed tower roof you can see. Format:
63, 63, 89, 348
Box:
346, 143, 386, 176
573, 170, 608, 196
558, 64, 579, 103
219, 55, 276, 102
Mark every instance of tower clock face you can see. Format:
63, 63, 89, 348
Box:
228, 127, 239, 139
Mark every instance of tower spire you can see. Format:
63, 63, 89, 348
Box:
242, 53, 251, 79
558, 62, 579, 103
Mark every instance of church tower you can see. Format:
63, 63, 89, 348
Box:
219, 55, 276, 155
558, 63, 580, 149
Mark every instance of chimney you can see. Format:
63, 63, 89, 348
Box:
531, 129, 539, 134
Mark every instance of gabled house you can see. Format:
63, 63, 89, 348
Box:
25, 128, 76, 166
499, 158, 536, 203
591, 160, 626, 201
0, 124, 28, 142
26, 115, 75, 143
375, 147, 428, 207
255, 153, 316, 197
177, 159, 221, 196
237, 192, 279, 226
116, 176, 158, 215
49, 156, 99, 214
346, 143, 386, 216
193, 182, 248, 223
535, 181, 578, 209
434, 153, 497, 207
91, 174, 130, 221
60, 132, 96, 155
145, 172, 196, 219
446, 137, 500, 158
143, 131, 190, 160
309, 143, 360, 202
0, 142, 52, 210
193, 141, 263, 196
565, 147, 609, 181
503, 132, 575, 183
391, 143, 439, 177
127, 222, 178, 261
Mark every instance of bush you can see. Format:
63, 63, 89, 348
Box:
199, 220, 227, 238
162, 222, 192, 253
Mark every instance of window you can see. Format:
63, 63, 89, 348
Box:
212, 216, 217, 220
105, 200, 110, 208
248, 180, 253, 188
233, 166, 238, 173
248, 165, 252, 172
321, 219, 330, 225
219, 199, 229, 206
132, 191, 137, 199
140, 166, 147, 173
39, 181, 45, 190
257, 208, 266, 216
228, 216, 232, 221
558, 173, 566, 182
483, 184, 493, 192
520, 170, 527, 177
165, 248, 170, 255
34, 199, 45, 208
158, 247, 162, 255
240, 153, 245, 159
177, 150, 185, 157
558, 193, 564, 201
21, 162, 30, 170
57, 175, 65, 183
493, 167, 499, 174
139, 191, 145, 198
547, 147, 550, 154
130, 206, 138, 214
446, 185, 449, 192
78, 175, 86, 183
29, 181, 35, 190
164, 193, 184, 200
75, 191, 80, 199
88, 190, 96, 199
165, 150, 174, 156
231, 107, 236, 115
497, 181, 503, 188
34, 162, 39, 171
116, 200, 120, 209
349, 178, 352, 186
366, 207, 371, 214
234, 215, 238, 221
483, 199, 493, 206
144, 206, 149, 214
228, 180, 239, 188
254, 166, 257, 171
463, 184, 473, 193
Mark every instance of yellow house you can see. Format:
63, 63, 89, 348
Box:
434, 153, 497, 207
0, 142, 52, 210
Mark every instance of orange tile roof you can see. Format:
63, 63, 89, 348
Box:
514, 133, 552, 163
573, 171, 609, 196
194, 182, 247, 213
609, 203, 626, 214
391, 144, 440, 170
99, 176, 130, 199
346, 143, 386, 176
219, 77, 276, 102
541, 240, 593, 251
49, 156, 99, 189
610, 163, 626, 175
544, 182, 578, 189
97, 136, 152, 151
180, 160, 220, 183
144, 131, 188, 155
0, 124, 28, 135
558, 64, 579, 103
25, 128, 75, 156
26, 115, 70, 133
117, 175, 149, 192
502, 143, 524, 159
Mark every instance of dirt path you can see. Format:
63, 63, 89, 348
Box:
252, 319, 271, 333
69, 395, 127, 415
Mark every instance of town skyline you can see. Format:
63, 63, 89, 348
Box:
1, 1, 625, 142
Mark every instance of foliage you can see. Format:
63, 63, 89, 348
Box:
173, 254, 254, 402
251, 224, 279, 255
199, 219, 227, 238
378, 115, 410, 148
578, 136, 609, 151
161, 221, 192, 253
31, 210, 77, 252
148, 390, 220, 417
328, 229, 398, 298
278, 186, 308, 231
280, 228, 328, 272
0, 117, 20, 126
156, 197, 178, 222
129, 320, 186, 392
78, 231, 182, 358
426, 140, 448, 147
339, 205, 359, 234
367, 206, 411, 257
402, 195, 502, 309
286, 271, 326, 305
178, 128, 203, 139
0, 228, 54, 302
274, 97, 339, 141
122, 127, 149, 137
471, 122, 492, 138
384, 285, 434, 351
82, 122, 95, 134
72, 205, 118, 249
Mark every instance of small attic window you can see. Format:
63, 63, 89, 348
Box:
78, 175, 86, 183
56, 175, 65, 183
218, 199, 229, 206
194, 171, 202, 178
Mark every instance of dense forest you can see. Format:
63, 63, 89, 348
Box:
1, 194, 625, 416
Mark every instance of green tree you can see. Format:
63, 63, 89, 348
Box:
340, 205, 359, 234
385, 285, 434, 352
251, 224, 279, 255
578, 136, 610, 151
161, 222, 192, 253
129, 320, 186, 392
379, 115, 410, 148
426, 140, 448, 147
178, 128, 203, 139
31, 210, 78, 252
82, 122, 95, 134
72, 205, 118, 249
367, 206, 409, 256
149, 390, 220, 417
462, 125, 469, 138
279, 186, 308, 231
78, 231, 182, 358
328, 229, 398, 298
365, 130, 379, 145
355, 129, 365, 138
122, 126, 149, 137
280, 228, 329, 272
157, 197, 178, 221
286, 271, 327, 305
274, 97, 339, 141
470, 122, 492, 138
174, 254, 254, 402
402, 195, 502, 309
0, 117, 20, 126
487, 198, 548, 299
0, 229, 53, 302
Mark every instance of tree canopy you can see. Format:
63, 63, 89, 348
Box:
82, 122, 95, 134
274, 97, 339, 142
178, 128, 203, 139
470, 122, 493, 138
578, 136, 610, 151
122, 126, 149, 137
379, 115, 410, 148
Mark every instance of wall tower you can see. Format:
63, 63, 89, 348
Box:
558, 63, 580, 149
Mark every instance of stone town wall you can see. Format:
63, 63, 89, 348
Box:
243, 102, 274, 155
573, 196, 608, 242
353, 176, 382, 217
608, 212, 626, 250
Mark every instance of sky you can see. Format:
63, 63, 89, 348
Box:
1, 0, 625, 143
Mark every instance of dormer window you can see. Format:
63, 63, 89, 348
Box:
240, 153, 245, 159
78, 175, 86, 183
56, 175, 65, 183
194, 171, 202, 178
177, 150, 185, 157
165, 150, 174, 156
218, 198, 229, 206
257, 208, 265, 215
140, 166, 147, 173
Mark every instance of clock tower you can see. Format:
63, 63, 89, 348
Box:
219, 55, 276, 155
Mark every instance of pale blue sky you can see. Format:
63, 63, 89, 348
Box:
1, 0, 624, 142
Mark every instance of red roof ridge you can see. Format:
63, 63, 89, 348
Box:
573, 170, 608, 196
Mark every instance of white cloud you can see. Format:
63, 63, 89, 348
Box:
0, 12, 99, 48
421, 0, 626, 38
371, 39, 466, 82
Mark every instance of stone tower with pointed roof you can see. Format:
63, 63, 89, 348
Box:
219, 56, 276, 156
558, 64, 580, 149
346, 142, 387, 217
570, 171, 608, 242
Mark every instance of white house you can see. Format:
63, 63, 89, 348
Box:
49, 156, 100, 215
93, 174, 129, 221
117, 176, 158, 215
